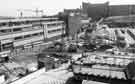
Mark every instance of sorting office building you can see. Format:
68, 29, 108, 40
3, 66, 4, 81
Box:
0, 17, 65, 57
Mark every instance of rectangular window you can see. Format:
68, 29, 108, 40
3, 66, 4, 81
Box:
0, 29, 11, 33
13, 28, 22, 32
32, 33, 39, 36
0, 30, 7, 33
25, 21, 32, 24
48, 29, 62, 33
48, 30, 54, 33
39, 32, 44, 35
0, 23, 8, 27
47, 24, 51, 27
22, 27, 33, 31
14, 36, 23, 40
33, 26, 41, 29
9, 22, 13, 26
24, 34, 31, 38
32, 24, 41, 27
57, 23, 62, 26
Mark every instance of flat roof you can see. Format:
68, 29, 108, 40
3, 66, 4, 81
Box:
0, 17, 59, 23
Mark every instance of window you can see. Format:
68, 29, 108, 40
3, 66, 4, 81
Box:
47, 23, 57, 28
25, 21, 32, 24
0, 30, 6, 33
0, 29, 11, 33
9, 22, 13, 26
33, 26, 41, 29
22, 27, 33, 31
32, 33, 39, 36
24, 34, 31, 38
13, 28, 22, 32
57, 23, 63, 26
14, 36, 23, 40
32, 23, 41, 27
47, 24, 51, 27
42, 20, 49, 22
0, 23, 8, 27
48, 29, 62, 33
39, 32, 44, 35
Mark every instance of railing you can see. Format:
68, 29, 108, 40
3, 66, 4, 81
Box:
0, 29, 43, 40
0, 24, 32, 30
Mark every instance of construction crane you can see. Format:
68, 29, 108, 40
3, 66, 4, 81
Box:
17, 8, 44, 17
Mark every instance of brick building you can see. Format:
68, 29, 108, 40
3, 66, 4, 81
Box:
82, 2, 135, 21
82, 2, 109, 21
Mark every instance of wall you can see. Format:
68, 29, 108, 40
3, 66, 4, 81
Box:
109, 5, 129, 16
82, 2, 109, 21
68, 15, 82, 37
82, 2, 135, 21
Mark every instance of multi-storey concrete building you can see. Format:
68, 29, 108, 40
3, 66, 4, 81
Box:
0, 17, 65, 57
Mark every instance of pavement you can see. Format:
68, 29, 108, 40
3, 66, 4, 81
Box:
24, 64, 73, 84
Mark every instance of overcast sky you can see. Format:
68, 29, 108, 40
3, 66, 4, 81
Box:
1, 0, 135, 17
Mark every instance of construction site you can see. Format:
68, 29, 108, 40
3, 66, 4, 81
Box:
1, 1, 135, 84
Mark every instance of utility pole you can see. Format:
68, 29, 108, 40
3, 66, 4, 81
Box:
17, 11, 23, 18
20, 11, 23, 17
